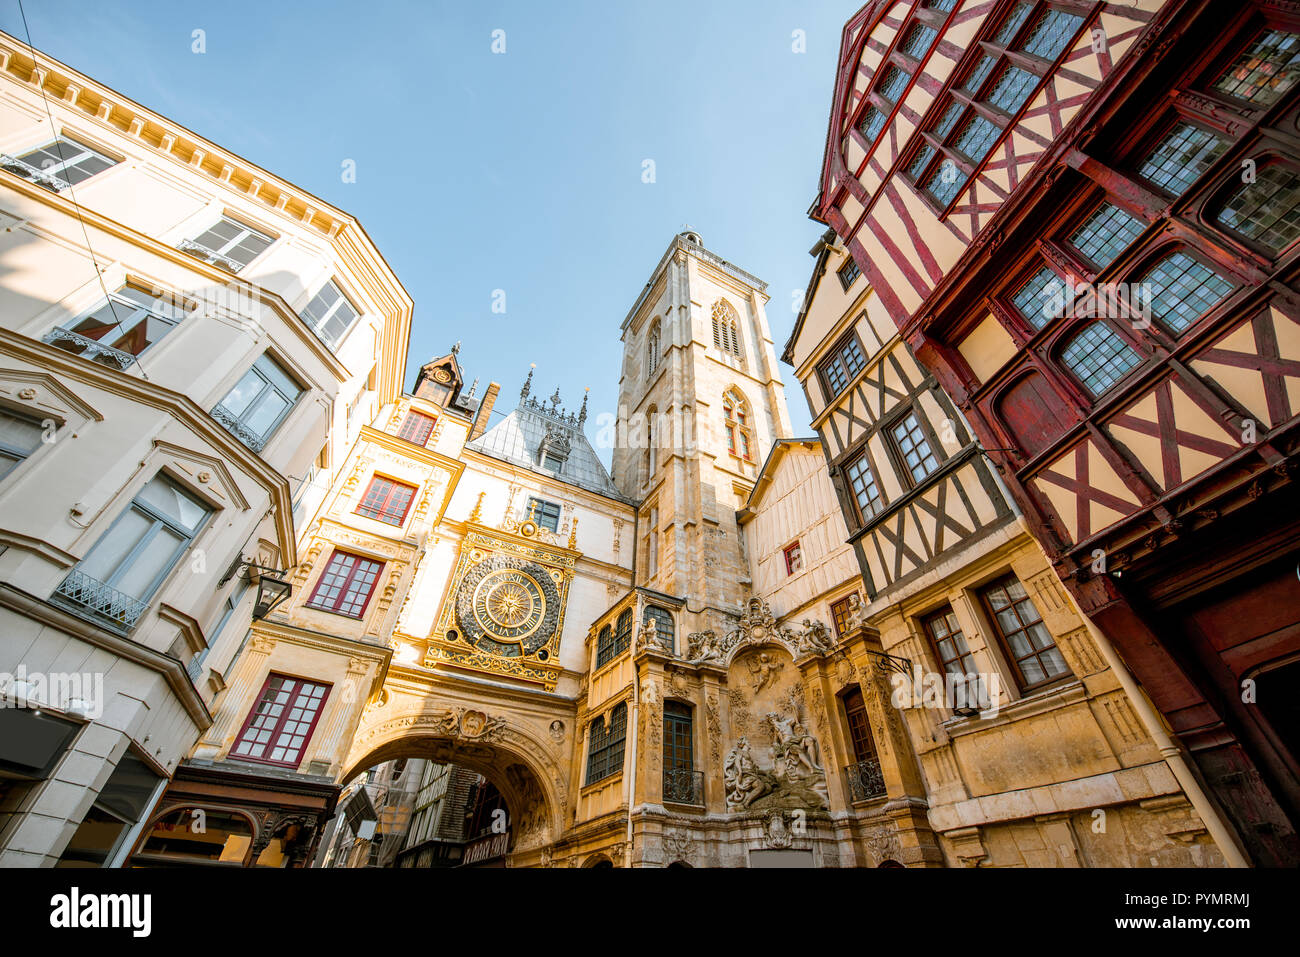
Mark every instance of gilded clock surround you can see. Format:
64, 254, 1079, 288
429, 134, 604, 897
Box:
427, 526, 576, 690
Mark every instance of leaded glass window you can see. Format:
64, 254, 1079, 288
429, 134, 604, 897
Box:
1138, 122, 1228, 197
1216, 164, 1300, 251
1137, 251, 1234, 333
1212, 29, 1300, 107
1068, 203, 1146, 269
1060, 322, 1141, 397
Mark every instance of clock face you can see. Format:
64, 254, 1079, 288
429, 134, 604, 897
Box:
454, 557, 562, 658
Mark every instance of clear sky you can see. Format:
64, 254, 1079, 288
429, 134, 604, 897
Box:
4, 0, 856, 460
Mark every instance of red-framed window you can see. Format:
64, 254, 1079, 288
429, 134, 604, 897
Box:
356, 475, 417, 525
395, 410, 437, 447
306, 550, 384, 618
783, 541, 803, 576
230, 673, 331, 767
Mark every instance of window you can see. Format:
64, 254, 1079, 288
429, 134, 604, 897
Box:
1138, 122, 1228, 197
526, 497, 561, 533
711, 300, 743, 358
845, 451, 885, 521
842, 688, 878, 764
980, 574, 1069, 689
819, 334, 867, 397
396, 410, 437, 447
356, 475, 417, 525
542, 452, 564, 473
662, 700, 698, 803
857, 106, 887, 142
905, 2, 1085, 209
837, 256, 861, 291
212, 353, 302, 452
231, 674, 331, 767
723, 388, 754, 462
300, 279, 360, 348
1010, 264, 1067, 329
783, 541, 803, 576
1067, 202, 1146, 270
1136, 251, 1234, 334
1216, 163, 1300, 252
181, 217, 274, 273
923, 606, 977, 677
831, 595, 856, 638
891, 411, 940, 483
45, 285, 188, 368
55, 474, 210, 630
647, 319, 662, 376
1061, 322, 1141, 397
6, 136, 116, 190
899, 23, 938, 60
306, 550, 383, 618
55, 750, 160, 867
647, 505, 659, 577
1211, 28, 1300, 107
596, 609, 633, 669
585, 702, 628, 785
644, 605, 675, 652
0, 408, 46, 480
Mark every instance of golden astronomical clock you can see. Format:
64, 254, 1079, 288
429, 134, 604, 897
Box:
453, 556, 562, 659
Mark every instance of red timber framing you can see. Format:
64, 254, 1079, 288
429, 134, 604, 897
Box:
816, 0, 1300, 864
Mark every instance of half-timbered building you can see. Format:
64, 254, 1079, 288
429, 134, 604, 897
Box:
815, 0, 1300, 865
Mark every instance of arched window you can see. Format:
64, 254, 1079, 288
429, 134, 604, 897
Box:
585, 702, 628, 785
1215, 161, 1300, 253
644, 605, 675, 652
1059, 322, 1141, 398
647, 319, 661, 376
596, 610, 634, 669
711, 300, 743, 358
595, 624, 614, 668
1133, 250, 1234, 334
645, 407, 657, 480
723, 388, 754, 462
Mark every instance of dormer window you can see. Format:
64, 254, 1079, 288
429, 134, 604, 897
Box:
539, 424, 571, 474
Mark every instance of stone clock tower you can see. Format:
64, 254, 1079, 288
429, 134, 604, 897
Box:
612, 231, 792, 634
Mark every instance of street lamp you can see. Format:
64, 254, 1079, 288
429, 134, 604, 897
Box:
219, 556, 293, 620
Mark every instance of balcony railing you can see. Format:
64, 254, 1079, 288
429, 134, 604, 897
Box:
844, 757, 887, 803
663, 767, 704, 806
210, 403, 268, 452
0, 153, 71, 192
177, 238, 245, 274
42, 326, 137, 371
53, 568, 149, 632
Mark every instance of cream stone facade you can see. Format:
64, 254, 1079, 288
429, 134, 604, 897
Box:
0, 33, 410, 866
783, 229, 1232, 866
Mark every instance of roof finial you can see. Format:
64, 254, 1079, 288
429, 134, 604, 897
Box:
578, 387, 589, 428
549, 387, 561, 412
452, 340, 461, 355
520, 363, 535, 402
468, 378, 479, 398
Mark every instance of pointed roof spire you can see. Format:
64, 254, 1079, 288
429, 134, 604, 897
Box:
520, 363, 535, 402
578, 388, 589, 428
452, 340, 462, 355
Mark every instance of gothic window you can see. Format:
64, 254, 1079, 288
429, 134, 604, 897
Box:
1134, 250, 1235, 334
1059, 322, 1142, 397
307, 550, 384, 618
1215, 162, 1300, 253
644, 605, 675, 652
595, 625, 615, 669
596, 609, 634, 669
356, 475, 417, 525
526, 497, 561, 532
723, 388, 754, 462
711, 300, 743, 358
9, 135, 117, 189
647, 318, 662, 376
980, 574, 1069, 691
585, 702, 627, 785
181, 216, 275, 273
903, 2, 1086, 210
396, 409, 437, 447
231, 673, 331, 767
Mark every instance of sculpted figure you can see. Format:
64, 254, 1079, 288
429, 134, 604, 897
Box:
724, 737, 772, 809
686, 630, 724, 664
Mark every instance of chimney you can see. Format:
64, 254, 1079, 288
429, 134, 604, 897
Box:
470, 382, 500, 440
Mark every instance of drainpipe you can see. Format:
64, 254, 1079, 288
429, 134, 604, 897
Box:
1070, 600, 1250, 867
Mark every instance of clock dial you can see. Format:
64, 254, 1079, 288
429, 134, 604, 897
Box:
453, 557, 562, 658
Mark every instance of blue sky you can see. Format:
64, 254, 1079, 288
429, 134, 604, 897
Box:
4, 0, 855, 458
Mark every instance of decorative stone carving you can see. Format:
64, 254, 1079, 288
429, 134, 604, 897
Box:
663, 828, 694, 864
765, 811, 793, 849
864, 821, 902, 866
743, 650, 784, 692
